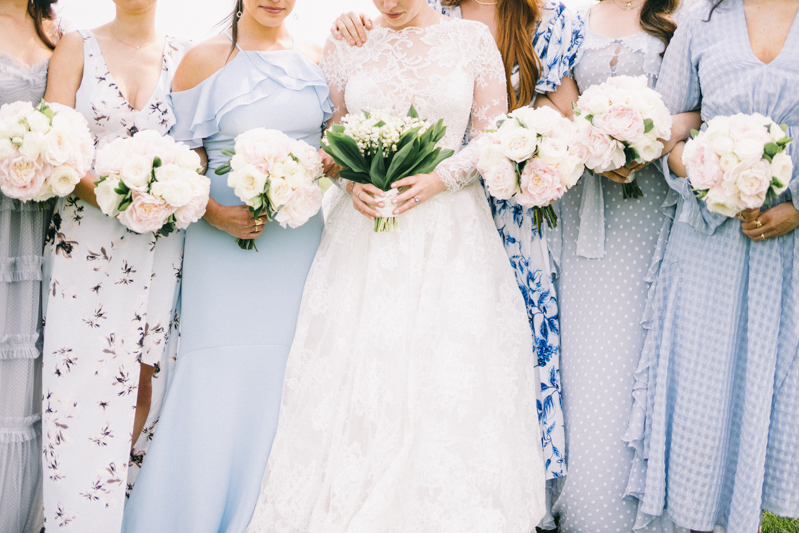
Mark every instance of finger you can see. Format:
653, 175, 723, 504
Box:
358, 183, 386, 198
361, 14, 373, 29
392, 183, 423, 205
629, 162, 647, 173
393, 192, 423, 215
355, 14, 368, 42
601, 171, 628, 184
614, 166, 633, 178
340, 15, 362, 46
330, 23, 342, 40
391, 175, 419, 190
354, 188, 383, 207
353, 194, 379, 219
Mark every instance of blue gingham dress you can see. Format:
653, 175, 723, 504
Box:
427, 0, 585, 483
623, 0, 799, 530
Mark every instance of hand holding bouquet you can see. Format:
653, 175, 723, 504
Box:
321, 106, 454, 232
94, 130, 210, 237
682, 113, 793, 217
216, 128, 324, 250
477, 106, 585, 233
0, 100, 94, 202
572, 75, 672, 199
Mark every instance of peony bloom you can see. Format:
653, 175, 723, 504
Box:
517, 158, 565, 207
499, 127, 538, 163
483, 158, 519, 200
275, 185, 323, 229
118, 190, 174, 234
593, 103, 645, 143
683, 139, 724, 190
0, 152, 48, 200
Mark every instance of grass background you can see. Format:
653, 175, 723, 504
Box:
764, 512, 799, 533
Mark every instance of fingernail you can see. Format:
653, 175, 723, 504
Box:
379, 203, 384, 207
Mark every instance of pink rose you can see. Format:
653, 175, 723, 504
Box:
238, 129, 293, 174
292, 141, 324, 177
683, 139, 723, 190
118, 190, 175, 234
516, 158, 565, 208
274, 185, 322, 229
723, 158, 772, 209
593, 104, 645, 143
174, 178, 211, 229
0, 151, 49, 201
483, 158, 519, 200
574, 123, 627, 173
727, 114, 771, 146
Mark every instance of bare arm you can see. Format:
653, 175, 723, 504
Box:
545, 76, 580, 119
44, 32, 101, 208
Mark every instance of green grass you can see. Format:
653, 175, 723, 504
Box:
763, 512, 799, 533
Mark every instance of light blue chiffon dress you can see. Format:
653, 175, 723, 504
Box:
122, 40, 332, 533
623, 0, 799, 531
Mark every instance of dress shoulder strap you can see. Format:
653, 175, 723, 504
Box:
224, 32, 243, 51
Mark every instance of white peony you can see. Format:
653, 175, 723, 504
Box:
154, 163, 184, 183
176, 145, 202, 170
267, 176, 293, 207
121, 154, 153, 189
151, 177, 193, 207
477, 143, 506, 175
499, 127, 538, 163
0, 138, 12, 159
578, 87, 611, 116
556, 154, 585, 188
42, 128, 73, 166
771, 152, 793, 190
514, 106, 561, 135
631, 138, 664, 163
719, 153, 740, 173
732, 137, 766, 162
230, 153, 247, 172
538, 136, 569, 165
46, 165, 81, 197
26, 110, 51, 133
704, 184, 746, 217
19, 131, 45, 161
710, 135, 735, 158
769, 123, 787, 143
483, 158, 519, 200
95, 177, 123, 216
229, 164, 267, 204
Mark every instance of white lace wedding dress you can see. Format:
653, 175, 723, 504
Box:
245, 18, 546, 533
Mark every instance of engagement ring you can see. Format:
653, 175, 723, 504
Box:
414, 196, 420, 203
760, 233, 767, 241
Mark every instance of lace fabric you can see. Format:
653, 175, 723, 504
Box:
321, 18, 507, 191
246, 18, 546, 533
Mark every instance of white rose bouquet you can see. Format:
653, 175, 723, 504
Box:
682, 113, 793, 217
94, 130, 210, 237
477, 106, 585, 233
572, 75, 672, 199
321, 105, 454, 232
215, 128, 324, 250
0, 100, 94, 202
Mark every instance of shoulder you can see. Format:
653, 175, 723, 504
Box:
295, 38, 322, 65
444, 17, 494, 42
49, 30, 85, 68
172, 34, 233, 92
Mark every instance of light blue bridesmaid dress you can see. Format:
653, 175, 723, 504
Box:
122, 38, 332, 533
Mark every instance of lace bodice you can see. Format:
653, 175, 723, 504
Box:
320, 18, 507, 191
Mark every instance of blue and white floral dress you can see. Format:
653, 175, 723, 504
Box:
426, 0, 584, 483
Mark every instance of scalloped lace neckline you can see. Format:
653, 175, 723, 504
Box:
0, 50, 50, 72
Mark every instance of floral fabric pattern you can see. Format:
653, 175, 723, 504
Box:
427, 0, 585, 481
39, 31, 187, 533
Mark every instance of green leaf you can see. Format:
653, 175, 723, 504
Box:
363, 110, 371, 119
764, 142, 780, 157
329, 124, 346, 134
338, 169, 372, 183
781, 123, 789, 132
624, 146, 640, 167
220, 148, 236, 157
585, 114, 594, 125
571, 103, 581, 116
385, 140, 416, 182
690, 129, 700, 138
772, 177, 785, 189
214, 164, 232, 176
408, 105, 419, 119
114, 182, 130, 196
643, 118, 654, 134
322, 132, 369, 173
369, 142, 389, 190
777, 137, 793, 147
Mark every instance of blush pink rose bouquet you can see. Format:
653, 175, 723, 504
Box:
215, 128, 324, 250
477, 106, 585, 232
682, 113, 793, 217
93, 130, 210, 236
572, 75, 672, 199
0, 100, 94, 202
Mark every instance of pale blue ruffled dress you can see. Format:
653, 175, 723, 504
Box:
623, 0, 799, 531
427, 0, 585, 485
122, 41, 332, 533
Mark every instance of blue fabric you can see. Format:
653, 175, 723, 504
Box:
624, 0, 799, 530
122, 48, 330, 533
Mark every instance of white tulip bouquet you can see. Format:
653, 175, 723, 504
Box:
478, 106, 585, 233
572, 75, 673, 199
321, 106, 454, 232
94, 130, 210, 237
0, 100, 94, 202
216, 128, 324, 250
682, 113, 793, 217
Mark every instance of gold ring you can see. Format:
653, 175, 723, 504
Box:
760, 233, 767, 241
255, 218, 264, 226
755, 220, 763, 228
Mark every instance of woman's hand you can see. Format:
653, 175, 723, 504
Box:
601, 163, 646, 184
352, 182, 385, 219
331, 12, 373, 47
204, 198, 265, 240
740, 203, 799, 241
389, 172, 447, 215
321, 151, 341, 178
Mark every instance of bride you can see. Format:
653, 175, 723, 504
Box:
246, 1, 545, 531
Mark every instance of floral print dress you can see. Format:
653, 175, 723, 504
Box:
40, 31, 187, 532
427, 0, 584, 483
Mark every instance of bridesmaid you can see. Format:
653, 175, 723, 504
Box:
332, 0, 584, 512
39, 0, 187, 530
0, 2, 58, 530
551, 0, 701, 530
624, 0, 799, 530
122, 1, 331, 531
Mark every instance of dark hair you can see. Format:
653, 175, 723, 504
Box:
640, 0, 678, 49
705, 0, 724, 21
442, 0, 541, 111
223, 0, 244, 54
28, 0, 59, 50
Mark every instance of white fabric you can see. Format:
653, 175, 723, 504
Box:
245, 18, 546, 533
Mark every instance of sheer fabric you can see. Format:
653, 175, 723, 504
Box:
245, 19, 546, 533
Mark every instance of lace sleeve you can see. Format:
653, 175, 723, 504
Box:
435, 26, 508, 192
320, 38, 351, 191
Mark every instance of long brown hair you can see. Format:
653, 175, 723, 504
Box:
28, 0, 58, 50
639, 0, 678, 48
222, 0, 244, 54
442, 0, 541, 111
